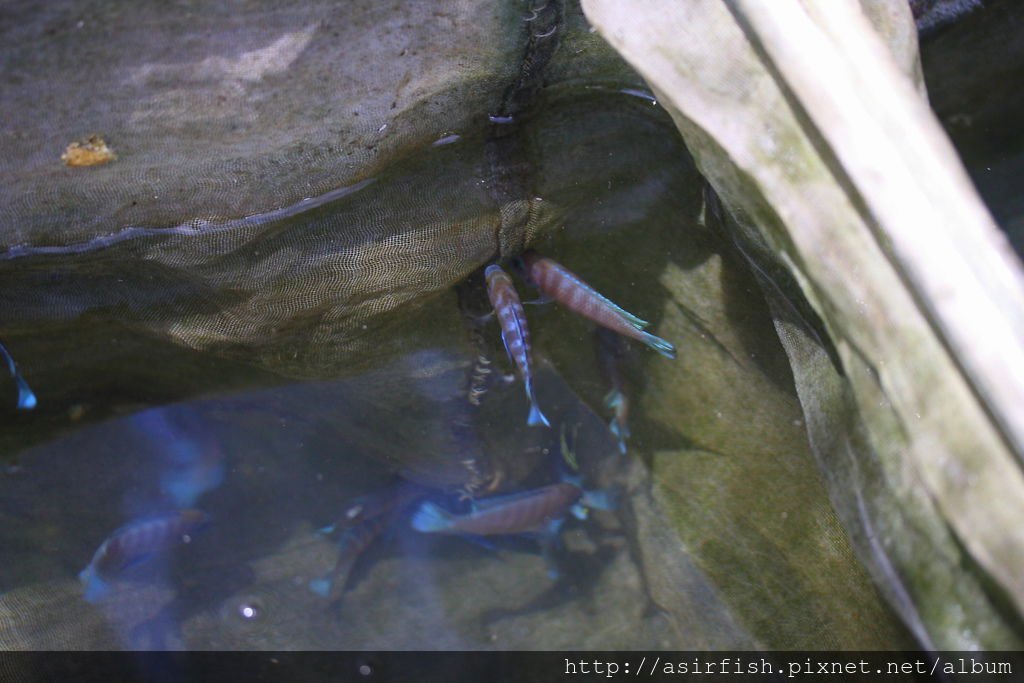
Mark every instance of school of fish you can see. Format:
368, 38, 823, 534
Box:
49, 248, 672, 605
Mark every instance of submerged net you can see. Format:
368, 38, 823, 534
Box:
1, 0, 1022, 651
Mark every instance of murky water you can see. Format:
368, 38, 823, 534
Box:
0, 83, 702, 649
10, 0, 1018, 653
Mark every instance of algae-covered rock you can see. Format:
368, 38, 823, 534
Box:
3, 0, 1016, 652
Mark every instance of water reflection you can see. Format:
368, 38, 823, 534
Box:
0, 345, 664, 649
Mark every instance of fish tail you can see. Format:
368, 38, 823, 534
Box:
0, 341, 36, 411
639, 331, 676, 359
582, 489, 618, 511
15, 376, 36, 410
79, 567, 111, 603
527, 400, 550, 428
524, 378, 550, 428
603, 389, 624, 411
411, 502, 454, 533
610, 423, 628, 455
308, 576, 333, 598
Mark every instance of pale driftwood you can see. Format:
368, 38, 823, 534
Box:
583, 0, 1024, 646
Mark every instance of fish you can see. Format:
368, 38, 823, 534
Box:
0, 340, 36, 410
484, 263, 550, 427
310, 480, 427, 599
594, 328, 631, 454
519, 250, 676, 359
309, 512, 393, 601
411, 480, 612, 536
132, 409, 226, 508
78, 509, 210, 603
316, 479, 426, 535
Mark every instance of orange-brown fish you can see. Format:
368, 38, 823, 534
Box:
310, 512, 393, 601
78, 509, 210, 602
485, 263, 550, 427
412, 481, 593, 536
520, 250, 676, 359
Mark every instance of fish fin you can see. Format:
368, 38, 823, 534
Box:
410, 502, 453, 533
559, 472, 583, 489
582, 489, 618, 511
308, 577, 332, 598
524, 378, 550, 428
543, 518, 565, 538
523, 294, 554, 306
15, 377, 36, 410
611, 427, 628, 456
639, 331, 676, 359
612, 417, 631, 440
0, 342, 36, 411
603, 390, 624, 411
570, 504, 588, 521
540, 533, 562, 581
583, 289, 648, 329
611, 304, 649, 330
79, 568, 111, 604
0, 344, 14, 376
526, 401, 550, 428
459, 534, 498, 552
315, 523, 336, 536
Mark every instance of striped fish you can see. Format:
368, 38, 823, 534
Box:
520, 251, 676, 359
78, 509, 210, 603
309, 512, 392, 601
411, 481, 583, 536
484, 264, 550, 427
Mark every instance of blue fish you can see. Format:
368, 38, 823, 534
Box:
132, 410, 226, 508
0, 340, 36, 410
78, 509, 210, 603
485, 264, 550, 427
